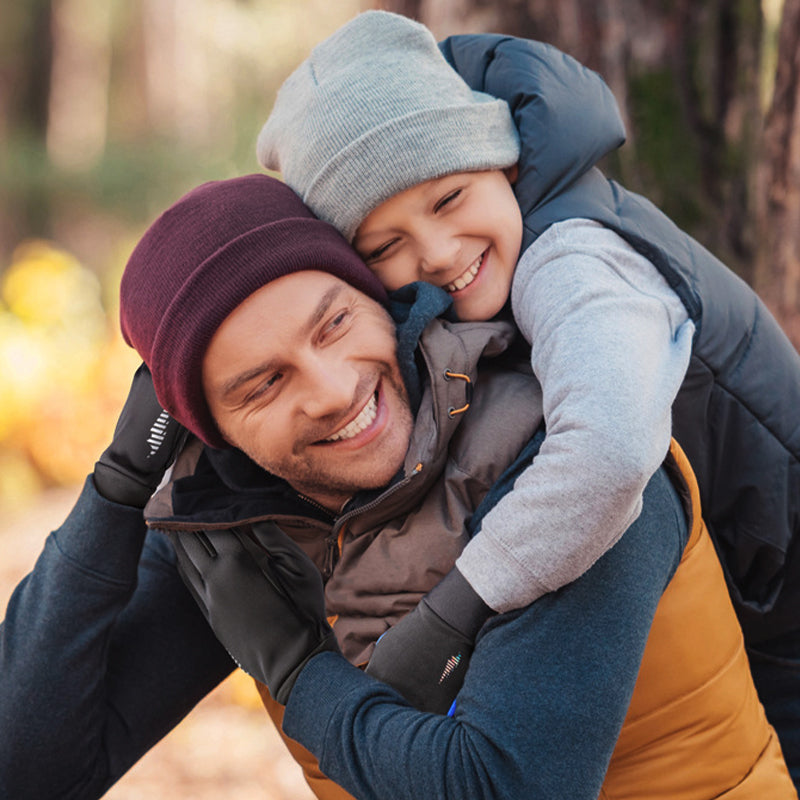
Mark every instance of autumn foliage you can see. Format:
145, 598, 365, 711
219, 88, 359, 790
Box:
0, 240, 139, 509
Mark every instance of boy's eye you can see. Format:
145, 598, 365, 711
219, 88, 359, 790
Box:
363, 239, 398, 263
434, 189, 461, 213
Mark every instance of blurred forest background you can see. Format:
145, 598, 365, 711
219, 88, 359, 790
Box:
1, 0, 800, 797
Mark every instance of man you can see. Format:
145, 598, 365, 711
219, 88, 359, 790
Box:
257, 15, 800, 780
0, 175, 793, 799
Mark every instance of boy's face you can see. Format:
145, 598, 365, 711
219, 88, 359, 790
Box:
353, 169, 523, 321
202, 271, 414, 512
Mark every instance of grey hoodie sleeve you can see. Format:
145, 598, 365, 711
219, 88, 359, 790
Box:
456, 219, 694, 611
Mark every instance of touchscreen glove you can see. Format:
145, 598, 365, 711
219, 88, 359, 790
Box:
170, 522, 340, 704
365, 566, 494, 714
93, 363, 187, 507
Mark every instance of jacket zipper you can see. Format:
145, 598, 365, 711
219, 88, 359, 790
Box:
331, 463, 423, 538
307, 465, 425, 578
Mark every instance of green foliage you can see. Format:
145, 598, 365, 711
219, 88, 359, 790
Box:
626, 69, 705, 230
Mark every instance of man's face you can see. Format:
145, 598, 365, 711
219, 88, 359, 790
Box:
202, 271, 414, 512
353, 168, 523, 321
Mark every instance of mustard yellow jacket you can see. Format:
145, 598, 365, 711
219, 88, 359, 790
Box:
260, 442, 795, 799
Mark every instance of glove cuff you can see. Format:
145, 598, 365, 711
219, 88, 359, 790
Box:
276, 631, 341, 705
425, 567, 494, 640
92, 462, 156, 508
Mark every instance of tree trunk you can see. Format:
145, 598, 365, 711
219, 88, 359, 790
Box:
46, 0, 113, 170
755, 0, 800, 347
0, 0, 55, 255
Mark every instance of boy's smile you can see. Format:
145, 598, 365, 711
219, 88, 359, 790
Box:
354, 169, 523, 321
442, 249, 486, 293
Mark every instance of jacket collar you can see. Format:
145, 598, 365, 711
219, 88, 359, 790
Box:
438, 34, 625, 230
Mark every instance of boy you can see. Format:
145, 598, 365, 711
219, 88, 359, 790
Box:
256, 9, 800, 775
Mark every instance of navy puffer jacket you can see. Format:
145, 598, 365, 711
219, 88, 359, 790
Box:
441, 33, 800, 641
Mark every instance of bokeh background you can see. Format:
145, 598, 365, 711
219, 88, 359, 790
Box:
1, 0, 799, 797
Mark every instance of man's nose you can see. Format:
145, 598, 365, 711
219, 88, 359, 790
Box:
299, 357, 358, 419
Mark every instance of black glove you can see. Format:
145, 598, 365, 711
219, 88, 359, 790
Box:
169, 523, 340, 705
93, 363, 188, 508
365, 567, 494, 714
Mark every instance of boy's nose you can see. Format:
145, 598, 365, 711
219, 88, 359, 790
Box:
419, 233, 459, 275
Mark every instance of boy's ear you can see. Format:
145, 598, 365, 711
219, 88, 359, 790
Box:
504, 163, 519, 185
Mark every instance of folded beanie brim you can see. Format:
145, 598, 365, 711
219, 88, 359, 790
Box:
304, 95, 520, 241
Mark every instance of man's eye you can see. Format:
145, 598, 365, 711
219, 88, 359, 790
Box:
248, 373, 281, 401
434, 189, 461, 212
325, 309, 350, 333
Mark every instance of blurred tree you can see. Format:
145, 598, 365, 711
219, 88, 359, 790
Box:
755, 0, 800, 343
47, 0, 113, 171
0, 0, 55, 249
378, 0, 800, 347
0, 0, 363, 277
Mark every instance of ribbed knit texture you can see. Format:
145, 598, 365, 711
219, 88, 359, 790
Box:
120, 174, 387, 448
257, 11, 519, 241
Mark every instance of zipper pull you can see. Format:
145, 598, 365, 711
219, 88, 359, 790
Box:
322, 534, 338, 579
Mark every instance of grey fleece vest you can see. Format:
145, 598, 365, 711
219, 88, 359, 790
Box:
443, 33, 800, 640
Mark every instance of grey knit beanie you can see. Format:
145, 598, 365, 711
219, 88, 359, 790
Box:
257, 10, 520, 241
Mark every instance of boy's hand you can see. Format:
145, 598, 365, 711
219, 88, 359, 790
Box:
169, 523, 340, 705
366, 599, 472, 714
93, 363, 188, 508
365, 567, 493, 714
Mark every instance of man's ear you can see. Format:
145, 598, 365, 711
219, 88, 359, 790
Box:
504, 163, 519, 185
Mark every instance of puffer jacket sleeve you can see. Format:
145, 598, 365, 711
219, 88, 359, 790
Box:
0, 476, 234, 800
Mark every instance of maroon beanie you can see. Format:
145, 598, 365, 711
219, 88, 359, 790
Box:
120, 174, 388, 448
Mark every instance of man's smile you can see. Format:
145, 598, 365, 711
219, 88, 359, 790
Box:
203, 272, 414, 511
323, 390, 379, 442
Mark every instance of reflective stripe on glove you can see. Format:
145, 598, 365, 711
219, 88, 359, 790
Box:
93, 363, 188, 508
366, 596, 475, 714
365, 567, 494, 714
